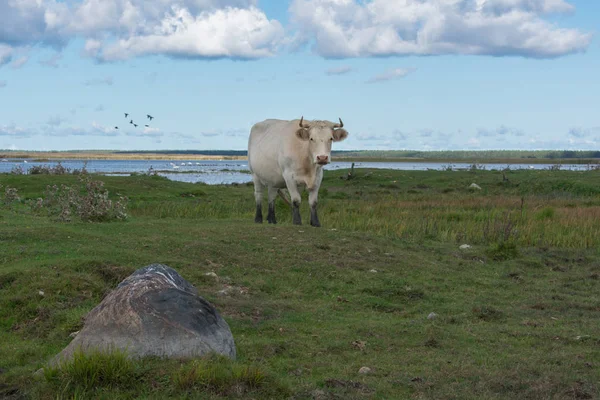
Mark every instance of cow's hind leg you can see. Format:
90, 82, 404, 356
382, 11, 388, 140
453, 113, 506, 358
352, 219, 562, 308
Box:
267, 186, 278, 224
283, 174, 302, 225
252, 174, 264, 223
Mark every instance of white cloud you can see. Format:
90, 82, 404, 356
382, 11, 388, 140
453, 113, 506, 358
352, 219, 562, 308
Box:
289, 0, 592, 59
0, 44, 12, 66
0, 123, 32, 137
366, 67, 416, 83
569, 127, 600, 138
355, 133, 389, 141
326, 65, 352, 75
47, 116, 67, 127
142, 126, 161, 136
39, 53, 61, 68
0, 1, 284, 62
477, 125, 525, 137
11, 56, 29, 69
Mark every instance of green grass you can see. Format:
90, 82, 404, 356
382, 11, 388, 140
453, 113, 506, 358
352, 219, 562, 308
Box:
1, 168, 599, 399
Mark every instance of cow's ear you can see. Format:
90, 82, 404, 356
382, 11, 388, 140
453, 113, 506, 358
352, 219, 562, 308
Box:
296, 128, 310, 141
332, 128, 348, 142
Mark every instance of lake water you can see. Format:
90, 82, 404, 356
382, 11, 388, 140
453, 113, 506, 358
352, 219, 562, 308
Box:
0, 158, 595, 185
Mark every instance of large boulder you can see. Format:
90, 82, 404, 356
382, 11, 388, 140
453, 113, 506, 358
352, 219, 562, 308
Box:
48, 263, 236, 366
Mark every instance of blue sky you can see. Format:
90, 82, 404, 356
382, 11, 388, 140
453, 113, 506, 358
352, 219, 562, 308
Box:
0, 0, 598, 151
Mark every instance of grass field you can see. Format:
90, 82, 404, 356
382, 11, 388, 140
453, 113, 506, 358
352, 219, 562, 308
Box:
1, 167, 599, 399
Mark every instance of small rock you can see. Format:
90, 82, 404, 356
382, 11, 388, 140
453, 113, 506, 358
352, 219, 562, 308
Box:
459, 244, 471, 250
358, 366, 372, 374
311, 389, 327, 399
204, 272, 218, 279
469, 183, 482, 190
575, 335, 590, 341
352, 340, 366, 351
69, 330, 79, 338
38, 290, 45, 297
369, 269, 378, 273
427, 312, 438, 320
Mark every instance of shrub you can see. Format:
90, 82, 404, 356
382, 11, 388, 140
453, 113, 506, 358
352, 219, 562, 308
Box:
41, 175, 128, 222
10, 165, 24, 175
1, 184, 21, 205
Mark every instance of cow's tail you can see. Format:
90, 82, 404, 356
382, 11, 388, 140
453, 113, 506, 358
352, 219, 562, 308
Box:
277, 189, 291, 207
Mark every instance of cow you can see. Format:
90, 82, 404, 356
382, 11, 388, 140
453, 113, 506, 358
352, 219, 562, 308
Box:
247, 116, 349, 227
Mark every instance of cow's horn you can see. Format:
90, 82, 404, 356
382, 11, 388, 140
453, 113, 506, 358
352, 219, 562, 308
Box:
333, 118, 344, 129
299, 116, 309, 128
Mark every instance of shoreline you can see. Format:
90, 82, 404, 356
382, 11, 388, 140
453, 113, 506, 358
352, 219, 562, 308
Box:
1, 151, 599, 165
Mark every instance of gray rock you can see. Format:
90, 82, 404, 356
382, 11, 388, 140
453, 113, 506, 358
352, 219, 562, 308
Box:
469, 183, 482, 190
47, 263, 236, 366
358, 366, 372, 374
459, 244, 471, 250
427, 312, 438, 320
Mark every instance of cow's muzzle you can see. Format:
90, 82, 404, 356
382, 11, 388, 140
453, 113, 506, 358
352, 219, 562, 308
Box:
316, 155, 329, 165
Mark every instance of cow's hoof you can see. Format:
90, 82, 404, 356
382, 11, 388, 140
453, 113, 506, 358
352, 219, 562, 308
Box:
311, 223, 321, 228
254, 218, 263, 224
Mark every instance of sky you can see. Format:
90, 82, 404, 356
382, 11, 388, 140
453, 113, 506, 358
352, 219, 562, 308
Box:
0, 0, 598, 152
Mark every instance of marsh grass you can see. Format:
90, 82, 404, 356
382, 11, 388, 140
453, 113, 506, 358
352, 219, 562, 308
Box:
42, 349, 136, 392
1, 168, 599, 399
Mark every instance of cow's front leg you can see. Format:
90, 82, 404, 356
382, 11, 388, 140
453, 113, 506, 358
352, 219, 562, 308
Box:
283, 174, 302, 225
308, 187, 320, 227
267, 186, 278, 224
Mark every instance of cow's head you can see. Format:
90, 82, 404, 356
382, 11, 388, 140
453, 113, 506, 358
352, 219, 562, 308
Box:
295, 116, 348, 165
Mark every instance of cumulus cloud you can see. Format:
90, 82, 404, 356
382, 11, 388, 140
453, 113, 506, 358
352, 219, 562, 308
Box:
0, 44, 13, 66
366, 67, 416, 83
355, 133, 389, 141
11, 56, 28, 69
289, 0, 592, 59
0, 0, 284, 62
326, 65, 352, 75
0, 123, 32, 137
47, 116, 67, 127
477, 125, 525, 137
84, 77, 113, 86
0, 80, 6, 88
39, 53, 61, 68
568, 127, 600, 138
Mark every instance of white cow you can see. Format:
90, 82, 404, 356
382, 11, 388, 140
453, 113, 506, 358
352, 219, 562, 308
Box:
247, 117, 349, 227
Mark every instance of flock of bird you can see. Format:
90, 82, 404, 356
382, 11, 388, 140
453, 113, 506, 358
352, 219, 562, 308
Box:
114, 113, 154, 130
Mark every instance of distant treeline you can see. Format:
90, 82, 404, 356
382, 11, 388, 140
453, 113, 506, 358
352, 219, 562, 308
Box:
114, 149, 600, 159
3, 149, 599, 160
330, 150, 600, 159
115, 150, 248, 156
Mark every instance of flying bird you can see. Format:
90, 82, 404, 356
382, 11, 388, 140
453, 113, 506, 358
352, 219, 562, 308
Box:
133, 123, 138, 128
115, 126, 119, 129
130, 120, 134, 124
124, 113, 128, 118
147, 114, 154, 121
145, 124, 149, 127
